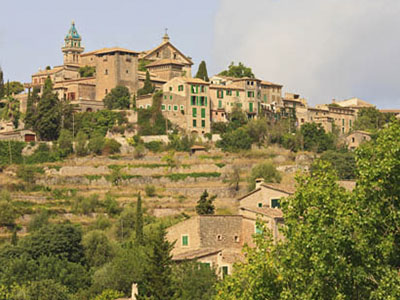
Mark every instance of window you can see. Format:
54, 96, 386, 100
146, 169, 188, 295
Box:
200, 85, 205, 93
236, 91, 240, 97
200, 96, 206, 106
178, 85, 184, 91
271, 198, 280, 208
191, 96, 196, 105
126, 57, 132, 62
342, 119, 345, 126
156, 51, 160, 58
126, 70, 129, 74
222, 266, 229, 278
161, 104, 166, 111
226, 90, 232, 96
264, 94, 267, 102
201, 120, 206, 128
146, 104, 150, 108
249, 102, 253, 112
234, 235, 240, 243
191, 85, 198, 94
192, 119, 197, 127
169, 86, 172, 91
201, 108, 206, 118
258, 202, 262, 208
342, 127, 345, 134
217, 235, 222, 241
105, 89, 108, 95
105, 69, 108, 75
255, 224, 263, 234
349, 119, 352, 127
173, 105, 178, 111
192, 108, 197, 117
218, 100, 222, 108
247, 91, 254, 98
217, 89, 224, 98
352, 137, 355, 143
182, 235, 188, 246
180, 105, 184, 111
168, 105, 171, 111
170, 95, 172, 100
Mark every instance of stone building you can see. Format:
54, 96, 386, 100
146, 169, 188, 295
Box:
346, 130, 371, 150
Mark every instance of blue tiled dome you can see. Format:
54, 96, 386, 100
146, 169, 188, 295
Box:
65, 21, 80, 39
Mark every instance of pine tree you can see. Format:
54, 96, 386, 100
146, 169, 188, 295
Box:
0, 67, 4, 99
33, 77, 62, 140
139, 225, 175, 300
25, 87, 40, 129
195, 61, 209, 82
137, 71, 155, 96
195, 190, 216, 215
135, 192, 144, 245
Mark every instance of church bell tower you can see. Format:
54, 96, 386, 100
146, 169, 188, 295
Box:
62, 21, 84, 66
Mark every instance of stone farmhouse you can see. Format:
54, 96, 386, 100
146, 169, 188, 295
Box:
166, 179, 293, 276
346, 130, 372, 150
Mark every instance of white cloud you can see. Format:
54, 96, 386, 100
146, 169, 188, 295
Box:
213, 0, 400, 108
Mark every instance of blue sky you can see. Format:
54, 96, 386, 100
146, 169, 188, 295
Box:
1, 0, 400, 108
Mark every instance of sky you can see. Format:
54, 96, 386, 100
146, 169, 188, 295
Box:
1, 0, 399, 108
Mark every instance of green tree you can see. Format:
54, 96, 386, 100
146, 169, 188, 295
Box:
16, 165, 37, 185
24, 279, 70, 300
227, 165, 241, 192
94, 289, 124, 300
24, 87, 40, 129
318, 149, 356, 179
195, 190, 216, 215
218, 62, 255, 78
82, 230, 114, 268
103, 85, 131, 110
353, 107, 387, 132
300, 122, 335, 152
75, 130, 88, 156
6, 81, 24, 95
0, 67, 4, 99
216, 127, 252, 152
33, 77, 61, 140
172, 261, 217, 300
247, 161, 281, 191
88, 132, 105, 155
137, 71, 155, 96
195, 60, 209, 82
245, 118, 268, 147
135, 193, 144, 245
139, 225, 175, 300
27, 209, 50, 232
79, 65, 96, 78
57, 129, 73, 157
0, 191, 18, 227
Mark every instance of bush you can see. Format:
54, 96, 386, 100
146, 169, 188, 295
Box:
133, 144, 146, 159
27, 209, 50, 232
145, 185, 156, 197
73, 194, 101, 215
16, 165, 37, 184
144, 141, 164, 153
75, 130, 88, 156
26, 143, 61, 164
247, 161, 282, 191
103, 138, 121, 155
57, 129, 73, 157
318, 150, 356, 180
88, 132, 105, 155
103, 86, 131, 110
216, 127, 252, 152
0, 141, 24, 165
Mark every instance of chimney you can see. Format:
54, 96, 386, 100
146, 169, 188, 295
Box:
131, 283, 138, 300
255, 178, 264, 190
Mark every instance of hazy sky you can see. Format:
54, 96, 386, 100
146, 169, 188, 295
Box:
1, 0, 399, 108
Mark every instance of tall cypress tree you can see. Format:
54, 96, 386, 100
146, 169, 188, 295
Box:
33, 77, 61, 140
139, 225, 175, 300
195, 61, 209, 82
0, 67, 4, 99
137, 71, 155, 96
135, 192, 144, 245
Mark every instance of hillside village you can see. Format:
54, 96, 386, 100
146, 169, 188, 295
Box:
0, 22, 399, 299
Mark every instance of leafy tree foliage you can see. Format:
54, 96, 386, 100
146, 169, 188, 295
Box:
0, 191, 18, 227
247, 161, 282, 190
103, 85, 131, 110
172, 261, 217, 300
88, 132, 105, 155
33, 77, 61, 140
219, 62, 255, 78
195, 60, 209, 82
217, 127, 252, 152
75, 130, 88, 156
94, 289, 124, 300
135, 193, 144, 245
139, 225, 175, 300
102, 138, 121, 155
24, 279, 71, 300
318, 149, 356, 179
227, 165, 241, 192
137, 71, 155, 96
6, 81, 24, 95
353, 107, 389, 132
57, 129, 73, 157
24, 87, 40, 129
82, 230, 115, 268
195, 190, 216, 215
300, 122, 335, 152
79, 65, 96, 78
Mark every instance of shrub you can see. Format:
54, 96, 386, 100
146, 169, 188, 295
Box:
103, 138, 121, 155
216, 127, 252, 152
57, 129, 73, 157
27, 209, 50, 232
88, 132, 105, 155
145, 185, 156, 197
144, 141, 164, 153
247, 161, 282, 191
75, 130, 88, 156
133, 144, 146, 159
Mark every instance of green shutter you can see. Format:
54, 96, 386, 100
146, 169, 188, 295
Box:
201, 108, 206, 118
222, 266, 229, 277
170, 95, 172, 100
218, 100, 222, 108
193, 119, 197, 127
182, 235, 188, 246
205, 97, 207, 106
249, 103, 253, 112
192, 108, 197, 117
201, 120, 205, 128
236, 91, 239, 97
191, 96, 196, 105
161, 104, 165, 111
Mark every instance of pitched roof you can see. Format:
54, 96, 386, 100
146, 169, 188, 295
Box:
261, 183, 295, 194
172, 248, 222, 261
95, 47, 139, 55
232, 77, 261, 82
146, 58, 185, 67
260, 80, 283, 87
141, 41, 193, 65
171, 77, 210, 85
240, 207, 284, 219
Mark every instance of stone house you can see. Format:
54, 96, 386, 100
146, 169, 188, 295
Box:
160, 77, 211, 134
346, 130, 371, 150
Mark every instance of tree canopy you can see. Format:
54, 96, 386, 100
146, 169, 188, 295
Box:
195, 61, 209, 82
195, 190, 216, 215
103, 85, 131, 110
218, 62, 255, 78
137, 71, 155, 96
